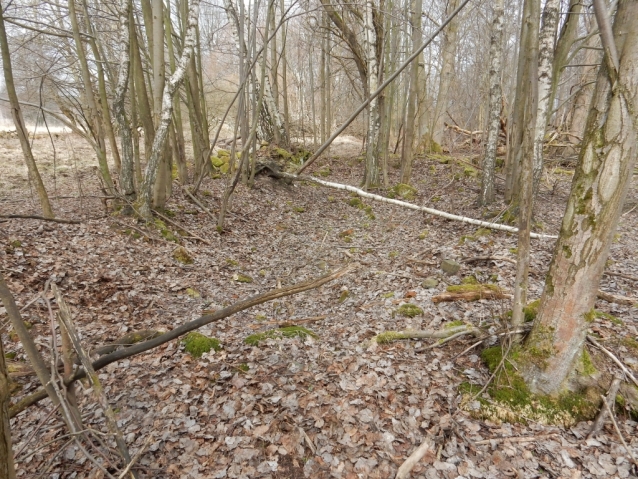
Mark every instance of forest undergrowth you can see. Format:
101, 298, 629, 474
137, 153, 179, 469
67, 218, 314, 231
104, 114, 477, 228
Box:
1, 133, 638, 478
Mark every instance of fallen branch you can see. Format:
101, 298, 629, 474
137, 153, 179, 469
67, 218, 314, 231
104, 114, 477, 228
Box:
474, 433, 558, 445
602, 393, 638, 466
444, 122, 483, 137
371, 325, 480, 345
251, 315, 328, 328
604, 271, 638, 282
182, 187, 218, 223
587, 336, 638, 388
281, 173, 557, 240
588, 376, 622, 439
596, 290, 636, 305
395, 435, 435, 479
9, 264, 356, 417
0, 214, 81, 224
432, 290, 512, 303
462, 255, 516, 265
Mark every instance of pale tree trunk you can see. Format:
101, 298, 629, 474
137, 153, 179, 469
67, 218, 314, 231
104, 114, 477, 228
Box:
504, 0, 540, 202
431, 0, 460, 148
0, 332, 16, 479
68, 0, 114, 194
523, 0, 638, 394
280, 0, 290, 138
568, 37, 600, 144
320, 14, 327, 143
480, 0, 504, 206
363, 0, 380, 189
399, 0, 422, 185
113, 0, 136, 206
269, 0, 280, 144
512, 0, 560, 329
138, 0, 200, 219
0, 0, 54, 218
546, 0, 582, 129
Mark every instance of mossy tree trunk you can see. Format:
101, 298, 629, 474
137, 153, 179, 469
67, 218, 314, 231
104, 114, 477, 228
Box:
522, 0, 638, 395
0, 332, 16, 479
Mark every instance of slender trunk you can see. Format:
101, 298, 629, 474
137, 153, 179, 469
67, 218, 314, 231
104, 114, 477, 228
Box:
569, 37, 600, 144
363, 0, 380, 188
138, 0, 201, 219
113, 0, 135, 206
280, 0, 290, 138
431, 0, 460, 147
523, 0, 638, 394
0, 329, 16, 479
399, 0, 423, 184
131, 13, 155, 163
480, 0, 505, 206
512, 0, 559, 329
0, 1, 54, 218
151, 0, 168, 208
68, 0, 114, 194
320, 14, 327, 143
309, 46, 317, 148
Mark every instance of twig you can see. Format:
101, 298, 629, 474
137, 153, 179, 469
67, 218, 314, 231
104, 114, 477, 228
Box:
0, 214, 81, 224
118, 436, 153, 479
588, 376, 622, 439
471, 340, 513, 401
587, 336, 638, 388
602, 394, 638, 466
152, 210, 212, 245
182, 187, 217, 222
462, 255, 516, 265
395, 435, 435, 479
474, 433, 559, 445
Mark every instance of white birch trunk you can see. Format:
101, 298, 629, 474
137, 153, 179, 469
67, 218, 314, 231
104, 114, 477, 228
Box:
363, 0, 380, 188
138, 0, 200, 218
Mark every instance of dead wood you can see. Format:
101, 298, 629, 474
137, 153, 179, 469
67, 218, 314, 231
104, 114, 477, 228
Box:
462, 255, 516, 265
588, 376, 622, 439
603, 271, 638, 282
91, 330, 164, 357
474, 433, 559, 445
432, 290, 512, 303
152, 210, 212, 245
9, 264, 356, 417
596, 290, 636, 305
587, 336, 638, 388
0, 214, 81, 224
444, 122, 483, 137
395, 434, 435, 479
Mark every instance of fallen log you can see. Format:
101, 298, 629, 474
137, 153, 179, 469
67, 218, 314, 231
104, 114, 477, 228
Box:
432, 288, 512, 303
596, 290, 636, 305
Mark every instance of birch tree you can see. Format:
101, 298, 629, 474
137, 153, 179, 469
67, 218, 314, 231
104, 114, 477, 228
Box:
479, 0, 504, 206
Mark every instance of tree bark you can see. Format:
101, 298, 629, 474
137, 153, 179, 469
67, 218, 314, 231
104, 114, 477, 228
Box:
479, 0, 504, 206
523, 0, 638, 394
0, 331, 16, 479
138, 0, 201, 219
0, 1, 54, 219
362, 0, 381, 188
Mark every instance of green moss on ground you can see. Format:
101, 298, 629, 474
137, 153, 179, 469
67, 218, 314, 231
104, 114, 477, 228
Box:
460, 346, 599, 426
594, 310, 623, 325
347, 196, 375, 219
233, 273, 253, 283
154, 218, 179, 242
173, 246, 194, 264
397, 303, 423, 318
244, 326, 318, 346
446, 284, 500, 294
182, 332, 221, 358
418, 230, 429, 240
388, 183, 417, 201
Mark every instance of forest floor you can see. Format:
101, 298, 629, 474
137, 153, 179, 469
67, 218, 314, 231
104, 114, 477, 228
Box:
1, 131, 638, 479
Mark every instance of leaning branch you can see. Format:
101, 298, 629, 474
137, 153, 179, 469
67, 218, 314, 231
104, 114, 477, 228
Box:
9, 264, 356, 417
283, 174, 557, 239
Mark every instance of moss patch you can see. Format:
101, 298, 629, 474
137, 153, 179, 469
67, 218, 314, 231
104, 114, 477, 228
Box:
347, 196, 375, 219
446, 284, 500, 294
173, 246, 194, 264
233, 273, 253, 283
182, 332, 221, 358
388, 183, 417, 201
154, 218, 179, 242
460, 346, 599, 426
244, 326, 318, 346
594, 310, 623, 325
397, 303, 423, 318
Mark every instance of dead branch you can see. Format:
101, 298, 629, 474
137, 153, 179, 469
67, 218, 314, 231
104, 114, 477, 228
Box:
9, 264, 356, 417
587, 336, 638, 388
395, 435, 435, 479
182, 187, 218, 222
282, 173, 557, 240
252, 316, 328, 328
588, 376, 622, 439
371, 325, 480, 345
603, 271, 638, 282
474, 433, 559, 445
432, 290, 512, 303
462, 256, 516, 265
602, 394, 638, 466
444, 122, 483, 137
0, 214, 81, 224
596, 290, 636, 305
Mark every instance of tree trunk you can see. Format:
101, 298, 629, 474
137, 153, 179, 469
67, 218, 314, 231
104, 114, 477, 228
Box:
523, 0, 638, 394
480, 0, 504, 206
0, 1, 54, 219
399, 0, 422, 185
138, 0, 201, 219
362, 0, 380, 189
0, 331, 16, 479
568, 36, 600, 144
511, 0, 560, 329
431, 0, 460, 148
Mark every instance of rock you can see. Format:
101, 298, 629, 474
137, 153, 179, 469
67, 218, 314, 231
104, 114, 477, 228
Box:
233, 273, 253, 283
422, 277, 439, 289
441, 259, 461, 275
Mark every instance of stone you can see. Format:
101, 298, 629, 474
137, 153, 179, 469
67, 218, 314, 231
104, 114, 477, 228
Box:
441, 259, 461, 275
421, 277, 439, 289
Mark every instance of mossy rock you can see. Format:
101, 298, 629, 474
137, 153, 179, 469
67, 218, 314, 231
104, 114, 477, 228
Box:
173, 246, 194, 264
154, 218, 179, 242
211, 156, 225, 168
186, 288, 200, 298
459, 346, 599, 426
388, 183, 417, 201
218, 149, 230, 157
233, 273, 253, 283
339, 290, 350, 303
397, 303, 423, 318
418, 230, 429, 240
182, 332, 221, 358
244, 326, 318, 346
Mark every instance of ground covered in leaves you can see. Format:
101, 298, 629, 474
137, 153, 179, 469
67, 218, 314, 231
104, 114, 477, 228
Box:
1, 133, 638, 478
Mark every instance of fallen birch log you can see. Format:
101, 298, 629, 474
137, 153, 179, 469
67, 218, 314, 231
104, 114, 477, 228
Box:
281, 173, 557, 240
